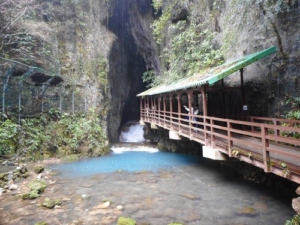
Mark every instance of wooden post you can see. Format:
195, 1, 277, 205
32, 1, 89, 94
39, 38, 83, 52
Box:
158, 96, 161, 125
177, 92, 182, 133
140, 98, 143, 120
170, 95, 173, 129
187, 90, 193, 138
163, 95, 166, 127
221, 79, 226, 118
240, 68, 246, 120
227, 120, 233, 156
262, 124, 270, 172
201, 85, 209, 145
201, 85, 207, 117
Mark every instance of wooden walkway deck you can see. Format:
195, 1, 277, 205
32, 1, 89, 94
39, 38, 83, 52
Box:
141, 111, 300, 184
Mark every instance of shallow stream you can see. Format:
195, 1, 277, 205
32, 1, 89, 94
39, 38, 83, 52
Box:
0, 122, 296, 225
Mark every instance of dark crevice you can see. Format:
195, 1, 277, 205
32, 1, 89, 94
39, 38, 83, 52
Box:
105, 0, 148, 141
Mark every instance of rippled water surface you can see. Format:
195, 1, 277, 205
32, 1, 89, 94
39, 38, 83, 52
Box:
48, 147, 295, 225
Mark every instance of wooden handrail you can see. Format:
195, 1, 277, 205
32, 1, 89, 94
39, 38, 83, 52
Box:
140, 109, 300, 182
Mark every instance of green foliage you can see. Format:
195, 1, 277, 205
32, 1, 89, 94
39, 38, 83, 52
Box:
151, 5, 172, 44
151, 20, 224, 85
148, 1, 224, 86
97, 56, 109, 93
142, 70, 159, 88
48, 109, 106, 155
284, 94, 300, 120
285, 215, 300, 225
0, 120, 20, 155
281, 93, 300, 139
167, 21, 224, 78
152, 0, 164, 12
20, 117, 49, 157
0, 108, 108, 159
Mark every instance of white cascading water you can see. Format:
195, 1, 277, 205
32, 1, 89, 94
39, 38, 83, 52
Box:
111, 121, 158, 154
119, 121, 145, 142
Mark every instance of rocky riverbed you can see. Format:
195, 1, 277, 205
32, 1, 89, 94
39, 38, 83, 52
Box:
0, 157, 298, 225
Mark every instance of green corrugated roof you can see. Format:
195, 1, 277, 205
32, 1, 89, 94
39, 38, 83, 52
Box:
137, 46, 276, 97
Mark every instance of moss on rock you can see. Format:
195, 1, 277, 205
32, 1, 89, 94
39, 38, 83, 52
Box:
22, 190, 40, 199
117, 217, 136, 225
41, 197, 56, 209
29, 179, 47, 193
33, 165, 44, 174
62, 154, 79, 162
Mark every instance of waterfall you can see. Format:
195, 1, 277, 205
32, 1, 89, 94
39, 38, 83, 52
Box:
111, 121, 158, 154
119, 121, 145, 142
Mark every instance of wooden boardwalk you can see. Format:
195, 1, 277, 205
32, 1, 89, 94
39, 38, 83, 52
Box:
141, 110, 300, 184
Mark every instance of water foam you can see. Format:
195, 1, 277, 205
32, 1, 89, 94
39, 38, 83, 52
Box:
111, 146, 158, 154
119, 122, 145, 142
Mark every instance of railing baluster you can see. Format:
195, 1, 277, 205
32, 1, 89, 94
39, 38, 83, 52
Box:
227, 120, 233, 156
211, 118, 215, 148
262, 124, 270, 172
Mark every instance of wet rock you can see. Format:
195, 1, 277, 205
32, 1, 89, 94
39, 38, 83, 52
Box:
21, 172, 29, 178
8, 183, 18, 190
296, 186, 300, 195
33, 165, 44, 174
81, 194, 89, 199
237, 206, 258, 217
22, 190, 40, 199
116, 205, 123, 211
0, 173, 6, 179
62, 154, 79, 162
94, 201, 110, 209
41, 197, 61, 209
292, 197, 300, 214
29, 179, 47, 193
41, 198, 55, 209
179, 193, 201, 200
117, 217, 136, 225
0, 188, 6, 196
36, 173, 43, 179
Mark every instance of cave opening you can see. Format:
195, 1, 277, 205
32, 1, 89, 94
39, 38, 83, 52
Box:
106, 0, 152, 141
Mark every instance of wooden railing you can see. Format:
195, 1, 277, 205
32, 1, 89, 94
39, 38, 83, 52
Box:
141, 108, 300, 184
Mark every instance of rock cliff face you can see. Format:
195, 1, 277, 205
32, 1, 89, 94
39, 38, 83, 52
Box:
1, 0, 299, 142
151, 0, 300, 118
106, 0, 157, 142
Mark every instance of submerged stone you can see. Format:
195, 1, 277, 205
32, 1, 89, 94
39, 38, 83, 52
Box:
29, 179, 47, 193
22, 190, 40, 199
117, 217, 136, 225
35, 222, 48, 225
33, 165, 44, 174
42, 197, 56, 209
94, 201, 110, 209
237, 206, 258, 217
62, 154, 79, 162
